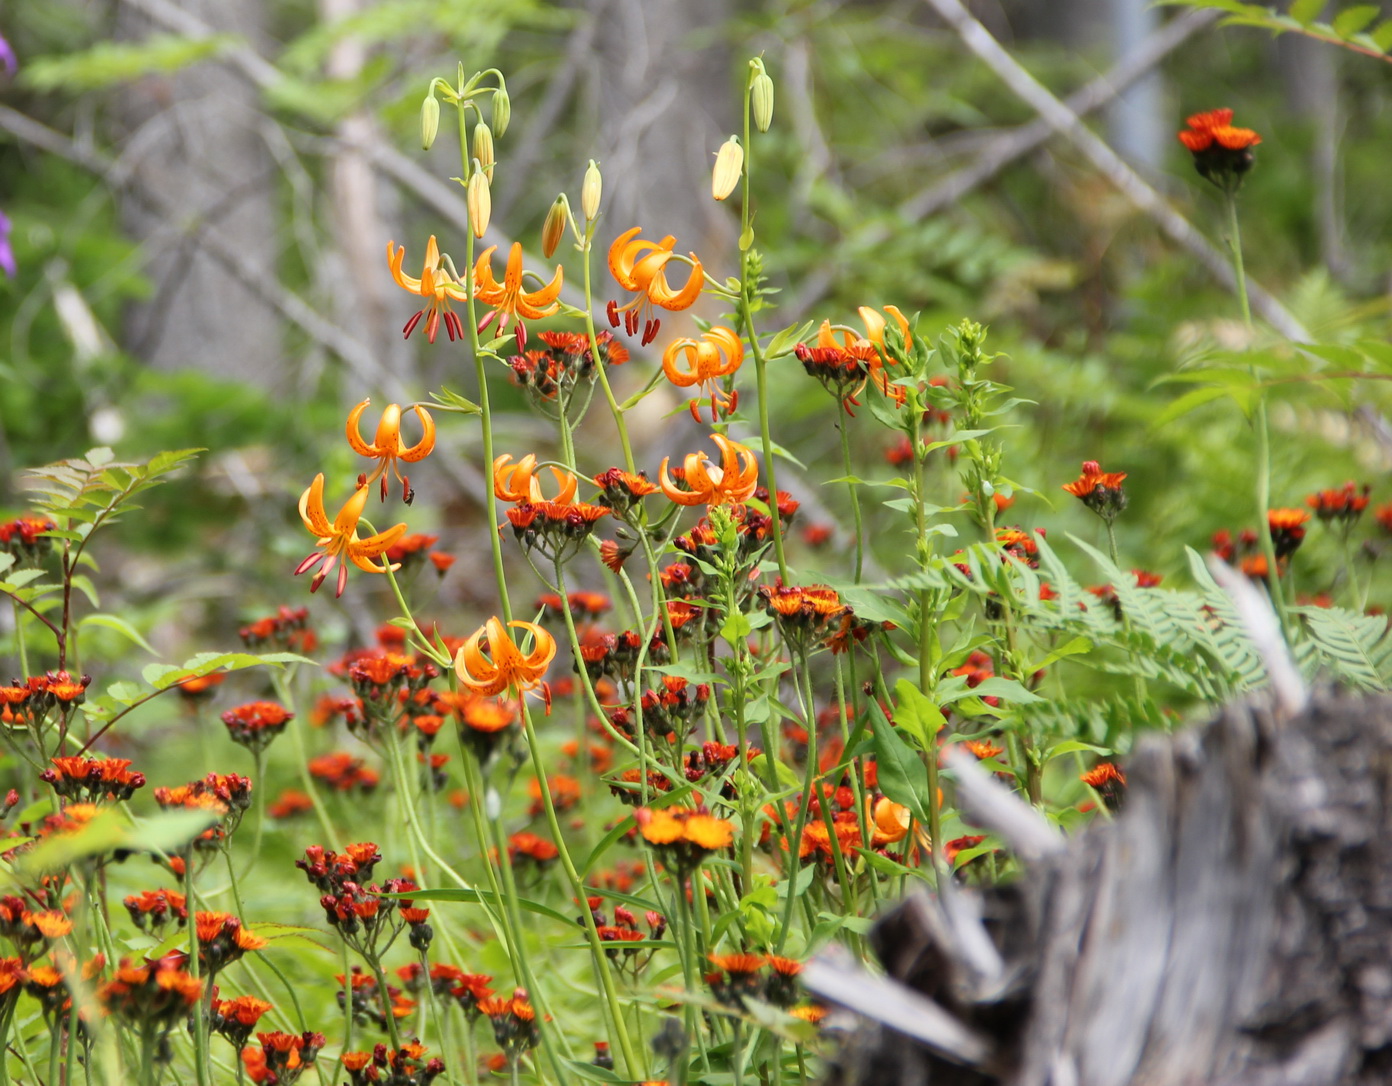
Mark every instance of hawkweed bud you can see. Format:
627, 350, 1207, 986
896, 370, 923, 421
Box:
420, 94, 440, 150
473, 121, 495, 182
750, 58, 774, 133
467, 163, 491, 239
492, 83, 511, 138
711, 136, 743, 201
541, 194, 570, 258
581, 160, 602, 223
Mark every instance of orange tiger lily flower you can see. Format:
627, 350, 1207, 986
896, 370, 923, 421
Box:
387, 236, 469, 343
662, 327, 743, 422
857, 305, 912, 360
454, 617, 556, 697
295, 475, 408, 597
606, 227, 704, 346
492, 454, 578, 505
472, 242, 564, 351
346, 400, 436, 503
658, 434, 759, 507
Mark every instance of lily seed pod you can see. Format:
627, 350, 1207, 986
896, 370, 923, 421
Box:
582, 160, 602, 223
473, 121, 495, 182
750, 58, 774, 133
420, 93, 440, 151
541, 194, 570, 258
467, 164, 491, 239
711, 136, 743, 201
492, 83, 511, 138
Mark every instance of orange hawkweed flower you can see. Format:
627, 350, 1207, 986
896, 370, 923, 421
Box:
472, 242, 564, 350
346, 400, 436, 503
455, 618, 556, 698
295, 476, 408, 598
387, 236, 469, 343
794, 315, 905, 415
607, 227, 704, 345
662, 327, 744, 422
492, 454, 578, 505
1177, 108, 1261, 191
658, 434, 759, 507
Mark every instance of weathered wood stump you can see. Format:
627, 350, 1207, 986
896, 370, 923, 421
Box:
809, 690, 1392, 1086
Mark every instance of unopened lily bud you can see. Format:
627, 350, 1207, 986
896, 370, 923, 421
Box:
492, 83, 511, 138
420, 93, 440, 150
750, 58, 774, 133
541, 194, 570, 258
467, 163, 491, 239
472, 121, 495, 182
581, 160, 602, 222
711, 136, 743, 201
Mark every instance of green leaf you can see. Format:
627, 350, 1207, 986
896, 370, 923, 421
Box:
1289, 0, 1324, 24
430, 387, 483, 415
23, 36, 235, 92
869, 703, 933, 827
1371, 19, 1392, 49
16, 808, 219, 878
1151, 384, 1238, 428
1044, 739, 1114, 762
1333, 4, 1380, 35
79, 614, 157, 656
563, 1060, 631, 1084
892, 679, 945, 749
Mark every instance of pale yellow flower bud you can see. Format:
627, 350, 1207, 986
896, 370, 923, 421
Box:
750, 58, 774, 133
711, 136, 743, 201
541, 194, 571, 258
420, 93, 440, 150
492, 83, 511, 138
472, 121, 495, 182
467, 164, 491, 239
581, 160, 602, 222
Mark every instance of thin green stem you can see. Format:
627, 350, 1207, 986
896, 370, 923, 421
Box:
839, 420, 865, 582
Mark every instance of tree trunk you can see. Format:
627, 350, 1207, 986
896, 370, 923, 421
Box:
812, 690, 1392, 1086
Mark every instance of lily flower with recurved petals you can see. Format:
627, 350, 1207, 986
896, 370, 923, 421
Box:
473, 243, 564, 351
387, 236, 469, 343
662, 327, 743, 422
455, 618, 556, 698
492, 454, 578, 505
607, 227, 703, 346
346, 400, 436, 503
659, 434, 759, 507
295, 476, 407, 597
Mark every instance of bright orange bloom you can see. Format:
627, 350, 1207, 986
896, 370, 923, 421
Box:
454, 618, 556, 697
472, 242, 564, 350
1062, 461, 1128, 499
662, 327, 744, 422
492, 454, 578, 504
607, 227, 703, 345
857, 305, 912, 360
346, 400, 436, 502
794, 315, 905, 414
387, 236, 469, 343
658, 434, 759, 507
1177, 108, 1261, 153
295, 476, 407, 597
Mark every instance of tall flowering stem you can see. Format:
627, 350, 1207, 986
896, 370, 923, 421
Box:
737, 62, 790, 585
1226, 191, 1287, 627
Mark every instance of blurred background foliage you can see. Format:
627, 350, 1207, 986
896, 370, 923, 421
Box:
1, 0, 1390, 671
